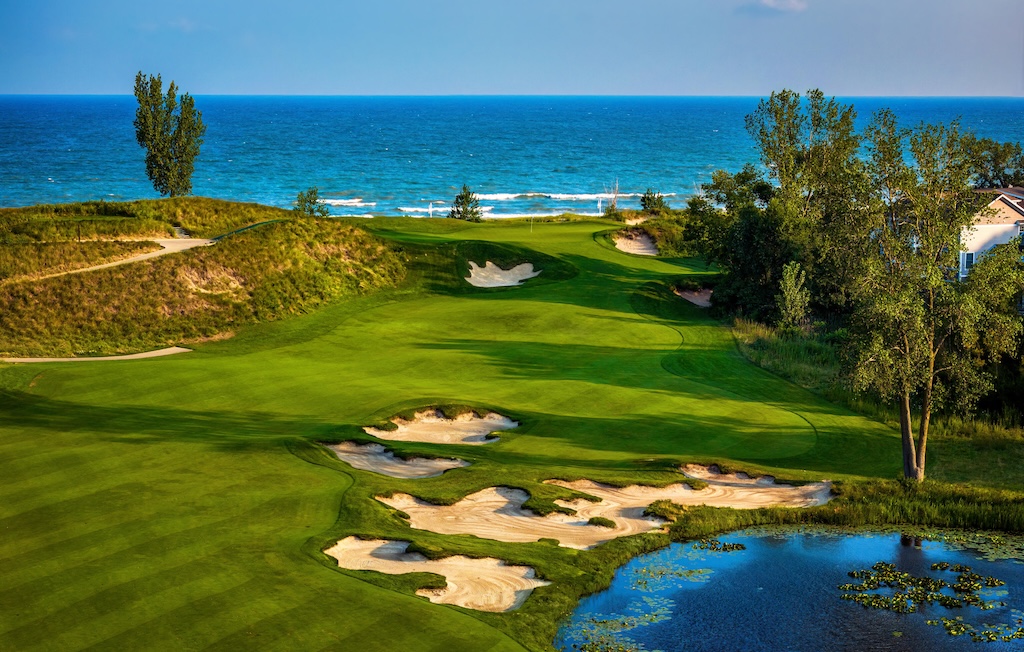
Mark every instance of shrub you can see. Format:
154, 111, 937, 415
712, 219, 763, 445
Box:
448, 185, 482, 222
295, 187, 330, 218
640, 188, 669, 215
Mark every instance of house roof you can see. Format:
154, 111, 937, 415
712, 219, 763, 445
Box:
977, 188, 1024, 225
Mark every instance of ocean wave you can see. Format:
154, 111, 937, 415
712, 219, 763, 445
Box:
323, 198, 376, 207
398, 205, 450, 214
482, 211, 603, 219
475, 192, 678, 202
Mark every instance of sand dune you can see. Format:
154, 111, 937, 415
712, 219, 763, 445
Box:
326, 441, 468, 479
324, 537, 549, 612
364, 410, 518, 445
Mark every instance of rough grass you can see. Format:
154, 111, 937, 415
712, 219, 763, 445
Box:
0, 241, 161, 282
0, 215, 1021, 652
0, 217, 406, 356
0, 196, 293, 242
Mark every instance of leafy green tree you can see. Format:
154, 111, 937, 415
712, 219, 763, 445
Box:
295, 187, 329, 217
133, 72, 206, 197
967, 136, 1024, 188
449, 185, 482, 222
776, 261, 810, 329
640, 188, 669, 215
745, 90, 869, 313
846, 112, 1024, 481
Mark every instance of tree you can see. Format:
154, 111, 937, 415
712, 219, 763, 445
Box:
776, 261, 810, 329
967, 136, 1024, 188
845, 111, 1024, 481
744, 89, 869, 315
133, 72, 206, 197
449, 185, 482, 221
295, 186, 329, 217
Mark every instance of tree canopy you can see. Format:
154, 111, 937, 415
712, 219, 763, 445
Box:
133, 72, 206, 197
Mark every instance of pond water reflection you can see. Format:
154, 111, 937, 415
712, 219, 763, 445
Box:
555, 529, 1024, 651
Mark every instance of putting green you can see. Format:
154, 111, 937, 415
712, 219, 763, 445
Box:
0, 218, 900, 651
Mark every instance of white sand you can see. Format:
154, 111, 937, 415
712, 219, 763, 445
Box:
675, 288, 713, 308
465, 261, 541, 287
614, 231, 659, 256
378, 468, 831, 550
2, 346, 192, 363
624, 216, 649, 226
364, 410, 518, 445
326, 441, 468, 479
324, 537, 549, 612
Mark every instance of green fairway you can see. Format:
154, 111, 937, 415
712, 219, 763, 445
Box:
0, 217, 907, 650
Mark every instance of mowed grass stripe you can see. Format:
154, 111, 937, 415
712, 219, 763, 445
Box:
0, 489, 280, 596
0, 559, 252, 651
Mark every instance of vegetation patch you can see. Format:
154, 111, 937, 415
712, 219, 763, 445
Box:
839, 561, 1024, 642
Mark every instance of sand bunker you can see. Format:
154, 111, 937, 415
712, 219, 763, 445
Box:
364, 410, 518, 445
675, 288, 713, 308
326, 441, 468, 479
614, 231, 659, 256
379, 469, 831, 550
325, 537, 548, 612
465, 261, 541, 287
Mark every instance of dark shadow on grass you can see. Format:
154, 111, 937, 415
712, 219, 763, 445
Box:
0, 390, 345, 450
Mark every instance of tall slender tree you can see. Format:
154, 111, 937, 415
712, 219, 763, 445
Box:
133, 72, 206, 197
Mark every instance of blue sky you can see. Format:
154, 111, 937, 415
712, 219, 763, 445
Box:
1, 0, 1022, 95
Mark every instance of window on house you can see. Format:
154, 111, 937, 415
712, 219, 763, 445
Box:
965, 252, 975, 270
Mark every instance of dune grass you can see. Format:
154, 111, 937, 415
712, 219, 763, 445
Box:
0, 214, 1019, 651
0, 240, 162, 282
0, 217, 406, 356
0, 197, 294, 243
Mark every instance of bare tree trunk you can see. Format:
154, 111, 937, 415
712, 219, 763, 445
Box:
914, 377, 933, 482
898, 393, 919, 479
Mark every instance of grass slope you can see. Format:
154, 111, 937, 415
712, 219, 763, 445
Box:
0, 215, 1015, 651
0, 217, 405, 356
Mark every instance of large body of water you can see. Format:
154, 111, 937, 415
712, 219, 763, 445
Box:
555, 529, 1024, 652
2, 96, 1023, 216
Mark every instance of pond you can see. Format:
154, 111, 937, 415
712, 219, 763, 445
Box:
554, 529, 1024, 651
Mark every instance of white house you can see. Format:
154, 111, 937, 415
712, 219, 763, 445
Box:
960, 187, 1024, 279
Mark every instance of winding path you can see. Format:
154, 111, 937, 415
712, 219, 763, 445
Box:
32, 238, 215, 282
2, 347, 192, 363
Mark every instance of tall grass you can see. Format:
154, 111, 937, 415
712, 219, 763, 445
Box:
0, 241, 160, 281
0, 218, 407, 356
0, 196, 293, 242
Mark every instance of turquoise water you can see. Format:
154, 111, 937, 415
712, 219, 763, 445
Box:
555, 530, 1024, 651
2, 96, 1023, 215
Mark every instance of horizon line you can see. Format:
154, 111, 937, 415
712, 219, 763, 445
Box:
2, 93, 1024, 99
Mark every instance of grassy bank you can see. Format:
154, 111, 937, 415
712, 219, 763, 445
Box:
0, 240, 162, 282
0, 216, 406, 356
0, 196, 292, 242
